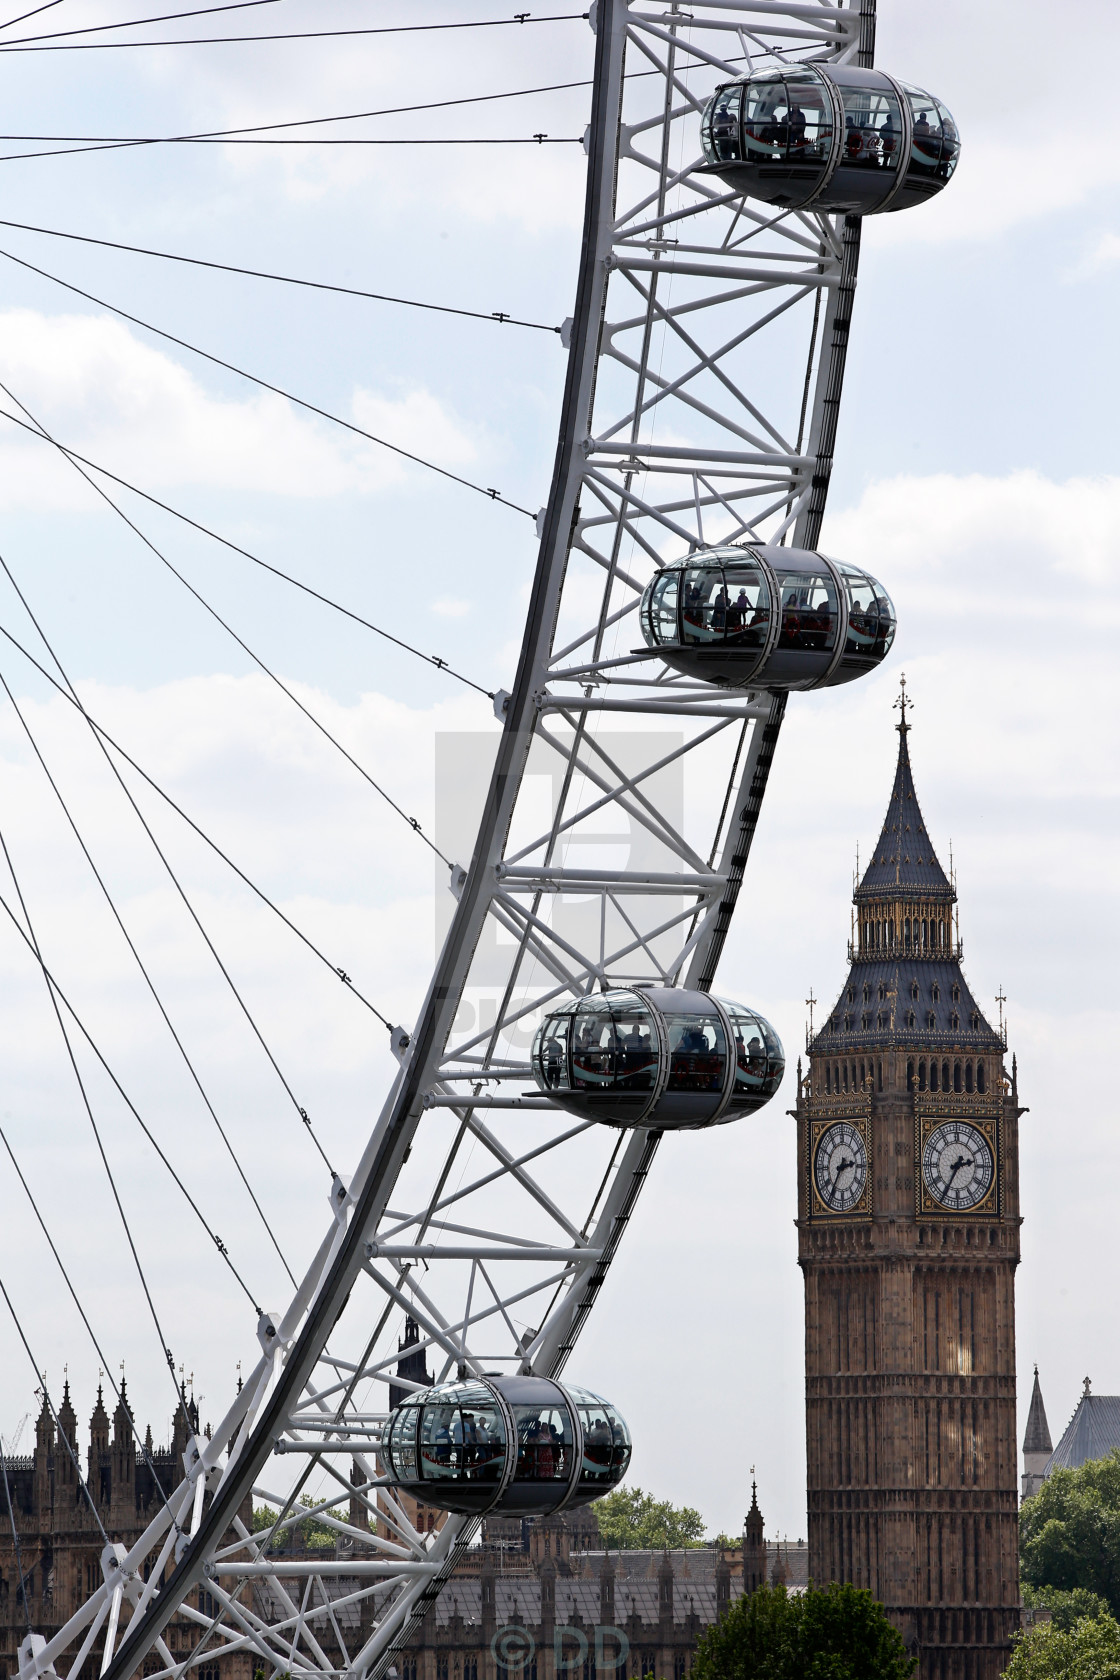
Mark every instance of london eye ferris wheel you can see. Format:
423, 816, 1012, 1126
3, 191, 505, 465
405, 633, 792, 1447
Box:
0, 4, 960, 1679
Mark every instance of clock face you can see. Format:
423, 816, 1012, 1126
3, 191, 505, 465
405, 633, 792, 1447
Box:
813, 1122, 868, 1213
921, 1121, 995, 1211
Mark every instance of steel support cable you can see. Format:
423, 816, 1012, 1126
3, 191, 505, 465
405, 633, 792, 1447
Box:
0, 77, 605, 159
0, 1282, 116, 1552
0, 217, 560, 337
0, 661, 297, 1287
0, 246, 533, 520
0, 518, 340, 1181
0, 377, 455, 877
0, 1122, 178, 1513
0, 135, 581, 147
0, 54, 756, 151
0, 1, 65, 30
9, 0, 280, 43
4, 7, 584, 48
0, 405, 495, 702
0, 884, 265, 1315
0, 823, 189, 1413
0, 609, 397, 1035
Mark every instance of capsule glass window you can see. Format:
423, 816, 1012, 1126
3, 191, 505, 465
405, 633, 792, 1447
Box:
839, 83, 903, 175
702, 80, 743, 163
416, 1389, 506, 1490
648, 570, 679, 645
773, 567, 839, 653
569, 1387, 632, 1488
903, 85, 960, 184
537, 1011, 572, 1092
837, 564, 896, 665
742, 69, 832, 168
568, 995, 657, 1097
513, 1402, 574, 1485
678, 562, 769, 648
721, 1001, 785, 1106
664, 1009, 727, 1093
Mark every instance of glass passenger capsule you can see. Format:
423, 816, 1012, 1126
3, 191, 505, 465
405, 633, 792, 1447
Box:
531, 987, 784, 1130
637, 543, 895, 691
382, 1375, 631, 1517
700, 65, 959, 214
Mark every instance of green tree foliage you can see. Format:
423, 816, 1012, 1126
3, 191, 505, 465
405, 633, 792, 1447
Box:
1004, 1613, 1120, 1680
593, 1487, 706, 1550
1022, 1584, 1114, 1632
250, 1498, 335, 1551
1020, 1451, 1120, 1617
691, 1580, 913, 1680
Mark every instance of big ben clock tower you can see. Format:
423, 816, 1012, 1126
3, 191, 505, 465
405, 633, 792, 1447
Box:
796, 682, 1022, 1680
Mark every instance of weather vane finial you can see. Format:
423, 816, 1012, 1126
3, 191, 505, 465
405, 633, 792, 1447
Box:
894, 671, 911, 733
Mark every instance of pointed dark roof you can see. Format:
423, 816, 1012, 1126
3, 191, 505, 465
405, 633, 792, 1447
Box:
1048, 1379, 1120, 1474
1024, 1367, 1052, 1455
855, 711, 954, 902
810, 955, 1001, 1053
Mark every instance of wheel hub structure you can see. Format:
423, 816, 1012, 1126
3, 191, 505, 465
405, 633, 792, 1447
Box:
23, 5, 894, 1679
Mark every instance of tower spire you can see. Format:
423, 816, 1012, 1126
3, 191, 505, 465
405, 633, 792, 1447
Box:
894, 670, 911, 735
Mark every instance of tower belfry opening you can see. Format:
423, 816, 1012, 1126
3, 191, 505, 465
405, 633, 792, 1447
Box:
795, 687, 1022, 1680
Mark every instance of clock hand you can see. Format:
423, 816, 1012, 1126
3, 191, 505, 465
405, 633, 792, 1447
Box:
945, 1153, 973, 1185
833, 1155, 854, 1178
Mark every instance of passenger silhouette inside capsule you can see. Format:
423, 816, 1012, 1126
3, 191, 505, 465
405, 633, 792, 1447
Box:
700, 64, 959, 214
384, 1376, 630, 1517
638, 544, 894, 691
532, 987, 784, 1129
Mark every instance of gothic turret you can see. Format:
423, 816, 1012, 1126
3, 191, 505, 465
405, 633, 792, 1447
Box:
56, 1381, 78, 1495
388, 1316, 433, 1413
88, 1385, 110, 1506
742, 1482, 766, 1594
111, 1380, 135, 1518
1022, 1368, 1052, 1502
32, 1393, 54, 1517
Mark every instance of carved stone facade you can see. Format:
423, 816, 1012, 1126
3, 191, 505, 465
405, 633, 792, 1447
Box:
797, 697, 1022, 1680
0, 1382, 250, 1680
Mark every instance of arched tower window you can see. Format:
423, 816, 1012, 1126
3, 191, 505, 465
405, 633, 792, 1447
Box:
942, 1059, 950, 1091
904, 917, 911, 949
977, 1062, 986, 1093
953, 1060, 962, 1093
930, 1061, 939, 1092
907, 1059, 915, 1092
965, 1062, 974, 1093
918, 1059, 927, 1091
825, 1063, 831, 1094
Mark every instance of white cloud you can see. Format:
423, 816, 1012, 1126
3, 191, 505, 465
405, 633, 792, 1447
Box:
0, 310, 482, 505
1063, 231, 1120, 282
430, 596, 470, 617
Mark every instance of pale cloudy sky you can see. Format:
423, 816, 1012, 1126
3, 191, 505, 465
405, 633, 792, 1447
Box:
0, 0, 1115, 1549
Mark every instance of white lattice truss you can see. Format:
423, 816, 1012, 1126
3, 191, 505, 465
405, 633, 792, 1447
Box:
24, 5, 876, 1679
